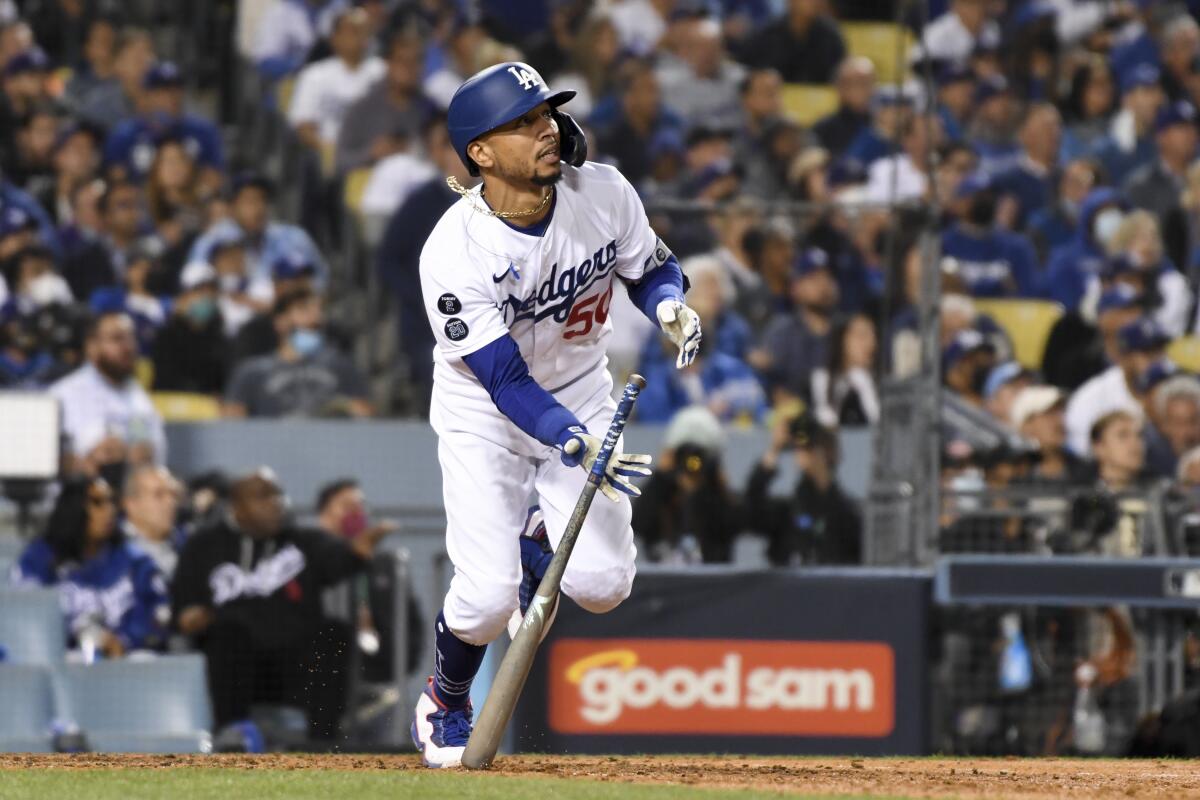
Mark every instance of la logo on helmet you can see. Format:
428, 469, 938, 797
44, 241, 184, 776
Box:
508, 65, 542, 91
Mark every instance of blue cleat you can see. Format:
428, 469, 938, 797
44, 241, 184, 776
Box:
411, 678, 473, 768
508, 506, 558, 640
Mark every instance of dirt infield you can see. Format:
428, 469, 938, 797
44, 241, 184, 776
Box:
1, 753, 1198, 799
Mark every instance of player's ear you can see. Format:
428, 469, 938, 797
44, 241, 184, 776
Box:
467, 140, 493, 172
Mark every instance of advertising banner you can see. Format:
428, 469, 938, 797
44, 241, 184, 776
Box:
513, 568, 929, 755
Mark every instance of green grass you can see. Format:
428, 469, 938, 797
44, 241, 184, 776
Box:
0, 768, 902, 800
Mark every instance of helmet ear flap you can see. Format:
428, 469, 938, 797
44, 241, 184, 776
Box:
553, 111, 588, 168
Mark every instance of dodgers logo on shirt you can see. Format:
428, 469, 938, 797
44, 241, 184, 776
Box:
445, 318, 469, 341
437, 293, 462, 315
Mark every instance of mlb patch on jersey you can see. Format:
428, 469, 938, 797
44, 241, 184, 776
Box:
445, 317, 469, 341
437, 293, 462, 314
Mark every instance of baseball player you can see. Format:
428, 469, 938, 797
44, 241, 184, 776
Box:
410, 61, 702, 767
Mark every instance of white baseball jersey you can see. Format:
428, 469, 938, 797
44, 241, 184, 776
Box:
419, 161, 670, 451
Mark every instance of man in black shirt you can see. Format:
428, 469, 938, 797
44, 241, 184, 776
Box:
172, 468, 389, 740
737, 0, 847, 84
813, 56, 875, 158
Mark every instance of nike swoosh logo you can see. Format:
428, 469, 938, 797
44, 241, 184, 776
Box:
492, 271, 509, 283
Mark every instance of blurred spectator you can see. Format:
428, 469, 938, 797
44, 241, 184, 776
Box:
991, 103, 1061, 231
0, 46, 52, 168
13, 476, 169, 657
230, 250, 318, 363
0, 300, 55, 386
982, 361, 1033, 428
863, 114, 942, 205
1090, 409, 1148, 494
813, 57, 874, 159
548, 10, 620, 120
61, 180, 144, 302
289, 6, 383, 161
358, 135, 437, 218
2, 244, 71, 316
423, 18, 488, 110
1042, 282, 1142, 392
121, 464, 184, 578
1123, 100, 1196, 270
607, 0, 667, 58
8, 103, 60, 190
734, 218, 793, 330
844, 86, 913, 168
966, 75, 1020, 175
1011, 385, 1089, 486
1028, 157, 1101, 262
376, 115, 464, 408
912, 0, 1000, 65
1060, 56, 1117, 161
1043, 187, 1128, 311
680, 253, 751, 359
104, 61, 224, 190
811, 312, 879, 428
50, 309, 165, 481
253, 0, 348, 80
61, 17, 118, 121
1160, 15, 1200, 103
335, 28, 432, 174
655, 15, 745, 129
88, 242, 168, 353
597, 58, 682, 186
760, 247, 836, 404
1066, 316, 1167, 456
1093, 64, 1165, 185
942, 328, 997, 408
736, 0, 845, 84
70, 26, 154, 132
172, 468, 387, 739
746, 413, 861, 566
940, 172, 1039, 297
189, 173, 326, 287
1103, 212, 1190, 337
41, 122, 102, 227
224, 287, 371, 418
146, 133, 207, 245
1144, 375, 1200, 479
151, 261, 229, 394
633, 436, 738, 564
208, 237, 269, 338
932, 62, 973, 141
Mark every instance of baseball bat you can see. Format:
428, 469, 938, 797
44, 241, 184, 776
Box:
461, 374, 646, 770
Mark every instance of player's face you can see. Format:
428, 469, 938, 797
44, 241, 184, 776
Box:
477, 102, 562, 187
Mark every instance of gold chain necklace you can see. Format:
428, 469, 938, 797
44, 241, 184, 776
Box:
446, 176, 554, 219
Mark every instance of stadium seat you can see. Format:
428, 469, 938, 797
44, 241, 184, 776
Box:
343, 168, 372, 217
971, 299, 1063, 370
841, 22, 915, 85
0, 587, 66, 665
780, 84, 839, 127
1168, 336, 1200, 373
276, 75, 296, 114
135, 357, 154, 390
0, 664, 55, 752
150, 392, 221, 422
61, 654, 214, 753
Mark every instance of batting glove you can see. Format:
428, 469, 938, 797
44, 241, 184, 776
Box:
559, 426, 653, 502
656, 300, 702, 369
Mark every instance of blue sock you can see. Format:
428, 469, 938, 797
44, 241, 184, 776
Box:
432, 610, 486, 709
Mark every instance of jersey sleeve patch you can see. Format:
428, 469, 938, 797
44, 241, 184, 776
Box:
645, 237, 672, 271
445, 318, 470, 341
436, 293, 463, 314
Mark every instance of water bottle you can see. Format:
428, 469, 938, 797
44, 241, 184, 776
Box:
1073, 663, 1107, 754
998, 613, 1032, 693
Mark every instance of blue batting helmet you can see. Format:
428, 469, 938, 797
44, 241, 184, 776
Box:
447, 61, 576, 176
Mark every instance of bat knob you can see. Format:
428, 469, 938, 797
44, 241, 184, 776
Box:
629, 374, 646, 390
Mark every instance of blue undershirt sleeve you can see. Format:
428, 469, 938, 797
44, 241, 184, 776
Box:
623, 255, 686, 324
463, 334, 583, 448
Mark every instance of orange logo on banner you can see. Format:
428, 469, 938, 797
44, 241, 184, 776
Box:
548, 639, 894, 737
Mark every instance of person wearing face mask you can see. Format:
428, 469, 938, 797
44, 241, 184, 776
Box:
150, 260, 229, 394
1, 244, 73, 315
51, 309, 166, 482
1042, 186, 1130, 311
1065, 316, 1169, 457
223, 286, 372, 418
939, 172, 1039, 298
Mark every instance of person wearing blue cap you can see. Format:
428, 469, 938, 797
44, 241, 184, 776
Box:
1065, 315, 1167, 455
940, 171, 1039, 297
1042, 282, 1142, 391
942, 327, 997, 408
759, 247, 836, 403
841, 84, 913, 169
102, 60, 224, 187
932, 60, 974, 141
983, 360, 1033, 426
1041, 186, 1129, 310
965, 74, 1021, 175
1123, 100, 1197, 267
1092, 63, 1164, 184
